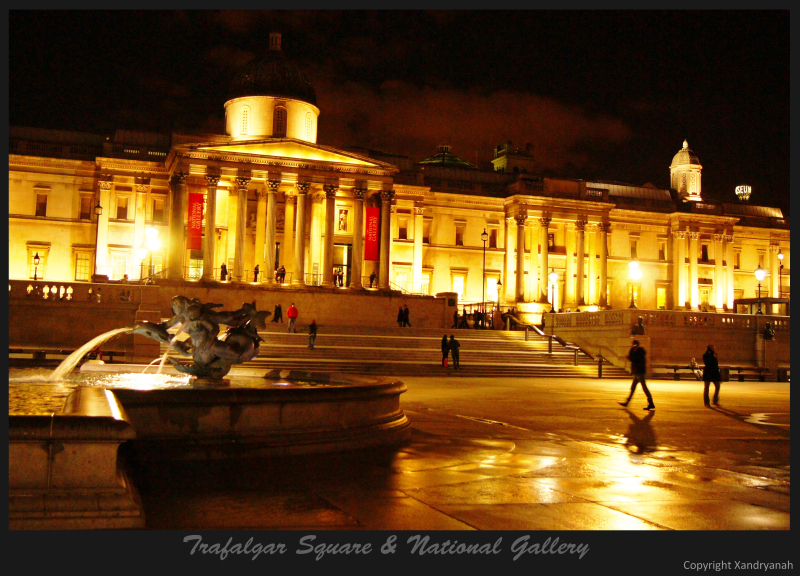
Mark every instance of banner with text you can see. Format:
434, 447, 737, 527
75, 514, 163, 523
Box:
187, 192, 204, 251
364, 206, 380, 261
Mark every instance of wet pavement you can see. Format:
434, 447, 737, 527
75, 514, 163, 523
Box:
122, 376, 789, 531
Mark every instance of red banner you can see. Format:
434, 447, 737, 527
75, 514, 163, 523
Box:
187, 192, 204, 251
364, 206, 380, 261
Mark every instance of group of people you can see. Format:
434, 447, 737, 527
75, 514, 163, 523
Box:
333, 268, 345, 287
441, 334, 461, 369
270, 301, 315, 346
397, 305, 411, 327
221, 263, 288, 283
275, 266, 286, 283
620, 339, 723, 411
451, 310, 489, 329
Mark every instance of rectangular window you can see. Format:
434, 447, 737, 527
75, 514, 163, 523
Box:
187, 258, 203, 280
398, 217, 408, 240
486, 276, 500, 302
628, 283, 640, 308
548, 233, 555, 250
75, 252, 92, 281
700, 287, 711, 306
80, 196, 92, 220
734, 251, 741, 269
420, 271, 431, 296
489, 228, 498, 249
36, 194, 48, 217
29, 251, 47, 279
658, 241, 666, 261
701, 244, 709, 262
656, 287, 667, 309
758, 253, 765, 268
423, 221, 431, 244
455, 223, 465, 246
110, 253, 129, 280
116, 196, 129, 220
451, 273, 466, 301
151, 197, 165, 223
630, 239, 638, 260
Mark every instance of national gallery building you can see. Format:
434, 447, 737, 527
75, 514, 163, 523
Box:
8, 34, 790, 315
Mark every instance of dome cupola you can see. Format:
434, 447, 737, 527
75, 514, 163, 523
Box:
669, 140, 703, 202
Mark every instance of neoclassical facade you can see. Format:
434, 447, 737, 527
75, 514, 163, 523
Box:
8, 35, 790, 316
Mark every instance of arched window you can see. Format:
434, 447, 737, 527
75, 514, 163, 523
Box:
241, 107, 250, 135
306, 112, 313, 140
273, 106, 287, 137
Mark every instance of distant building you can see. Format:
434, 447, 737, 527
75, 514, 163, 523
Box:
9, 33, 789, 313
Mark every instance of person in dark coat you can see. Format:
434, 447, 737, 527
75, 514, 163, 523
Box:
397, 306, 404, 327
220, 263, 228, 281
402, 305, 411, 327
453, 310, 459, 329
441, 335, 449, 366
702, 344, 722, 407
369, 271, 377, 288
253, 265, 260, 283
308, 320, 318, 349
449, 335, 461, 370
619, 339, 655, 410
272, 303, 283, 323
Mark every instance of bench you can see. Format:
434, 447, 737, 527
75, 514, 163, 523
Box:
730, 366, 771, 382
663, 365, 703, 380
9, 347, 126, 363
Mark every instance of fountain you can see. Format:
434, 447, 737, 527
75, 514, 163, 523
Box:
10, 295, 411, 529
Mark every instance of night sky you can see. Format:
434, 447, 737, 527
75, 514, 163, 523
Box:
9, 10, 789, 215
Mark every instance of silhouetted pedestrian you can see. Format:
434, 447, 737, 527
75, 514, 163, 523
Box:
287, 302, 299, 333
220, 263, 228, 281
702, 344, 721, 407
397, 306, 404, 327
253, 265, 260, 283
308, 320, 317, 349
619, 339, 654, 410
441, 334, 449, 367
272, 303, 283, 323
449, 335, 461, 370
402, 305, 411, 327
453, 310, 459, 329
369, 271, 376, 288
277, 265, 286, 283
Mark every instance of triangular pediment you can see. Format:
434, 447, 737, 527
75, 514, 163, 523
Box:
185, 138, 390, 169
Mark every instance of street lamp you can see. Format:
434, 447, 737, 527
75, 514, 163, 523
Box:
628, 259, 642, 308
548, 268, 558, 312
93, 203, 103, 277
33, 252, 40, 281
778, 250, 784, 299
481, 229, 488, 327
754, 264, 766, 314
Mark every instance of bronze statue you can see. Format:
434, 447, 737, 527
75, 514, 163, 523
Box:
132, 296, 270, 379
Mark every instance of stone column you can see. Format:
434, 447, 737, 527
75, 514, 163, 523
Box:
254, 188, 268, 282
714, 234, 725, 309
597, 222, 610, 307
672, 230, 687, 309
503, 217, 514, 303
233, 175, 250, 282
769, 244, 780, 299
132, 180, 149, 271
321, 183, 338, 288
564, 223, 576, 306
95, 179, 112, 277
413, 206, 425, 292
688, 231, 699, 309
587, 226, 596, 304
526, 221, 537, 301
167, 171, 188, 280
378, 190, 394, 289
201, 173, 220, 281
309, 192, 324, 282
538, 217, 551, 302
514, 214, 527, 302
575, 220, 587, 306
292, 182, 310, 286
282, 193, 296, 281
350, 186, 367, 290
725, 235, 735, 309
265, 178, 280, 284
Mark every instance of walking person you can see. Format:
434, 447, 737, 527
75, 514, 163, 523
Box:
308, 320, 318, 349
619, 339, 655, 411
402, 305, 411, 327
702, 344, 722, 407
452, 310, 459, 329
278, 265, 286, 284
253, 264, 260, 283
369, 271, 376, 288
449, 335, 461, 370
220, 263, 228, 282
397, 306, 404, 327
272, 303, 283, 323
287, 302, 299, 333
441, 334, 450, 367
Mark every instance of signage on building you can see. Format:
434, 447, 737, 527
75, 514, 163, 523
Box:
188, 193, 204, 251
364, 206, 380, 261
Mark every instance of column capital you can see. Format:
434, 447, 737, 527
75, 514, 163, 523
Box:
514, 214, 527, 226
267, 179, 281, 194
235, 176, 251, 190
295, 181, 311, 195
724, 235, 734, 243
672, 229, 686, 239
170, 171, 189, 186
713, 234, 725, 243
575, 219, 588, 231
687, 231, 700, 240
135, 184, 150, 194
414, 206, 426, 216
99, 180, 114, 190
768, 244, 781, 253
205, 173, 221, 187
390, 205, 397, 214
352, 187, 368, 200
597, 222, 611, 233
539, 217, 551, 227
323, 183, 339, 197
379, 189, 395, 202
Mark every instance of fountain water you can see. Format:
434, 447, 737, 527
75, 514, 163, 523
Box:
48, 327, 132, 382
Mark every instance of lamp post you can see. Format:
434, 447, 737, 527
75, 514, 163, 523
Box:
93, 203, 103, 277
548, 268, 558, 312
778, 250, 784, 299
33, 252, 40, 281
754, 264, 766, 314
481, 229, 488, 327
628, 259, 641, 308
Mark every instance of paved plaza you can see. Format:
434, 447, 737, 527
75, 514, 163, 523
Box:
128, 376, 789, 531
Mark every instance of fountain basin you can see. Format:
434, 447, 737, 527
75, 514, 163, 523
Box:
102, 369, 411, 461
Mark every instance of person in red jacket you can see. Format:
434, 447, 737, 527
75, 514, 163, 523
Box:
287, 302, 299, 333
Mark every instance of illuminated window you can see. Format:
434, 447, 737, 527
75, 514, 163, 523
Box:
80, 196, 92, 220
656, 286, 666, 309
700, 287, 711, 306
110, 253, 129, 280
75, 252, 92, 281
116, 196, 129, 220
422, 220, 431, 244
455, 223, 465, 246
36, 194, 48, 217
628, 283, 641, 307
487, 276, 500, 302
398, 217, 408, 240
548, 233, 555, 250
630, 239, 638, 259
734, 251, 741, 269
241, 107, 249, 135
420, 270, 431, 295
701, 244, 709, 262
451, 273, 466, 300
273, 107, 287, 137
151, 197, 165, 223
489, 228, 498, 249
28, 249, 48, 279
758, 253, 765, 268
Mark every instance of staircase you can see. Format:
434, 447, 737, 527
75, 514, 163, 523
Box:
159, 324, 630, 379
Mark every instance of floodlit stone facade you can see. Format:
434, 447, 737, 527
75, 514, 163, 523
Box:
8, 35, 789, 317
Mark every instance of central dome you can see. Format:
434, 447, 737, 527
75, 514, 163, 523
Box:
670, 139, 701, 168
227, 34, 317, 106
